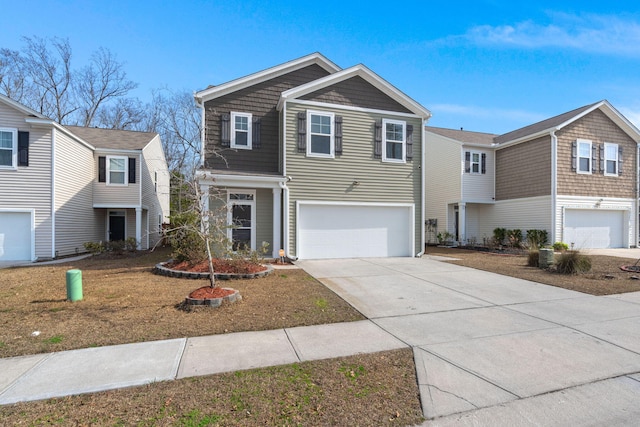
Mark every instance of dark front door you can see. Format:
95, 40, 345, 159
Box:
109, 214, 125, 241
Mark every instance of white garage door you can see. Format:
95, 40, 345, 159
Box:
297, 203, 413, 259
564, 209, 625, 249
0, 211, 33, 261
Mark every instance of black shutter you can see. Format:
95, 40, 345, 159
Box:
220, 113, 230, 147
599, 144, 604, 174
465, 151, 471, 173
297, 112, 306, 152
252, 117, 261, 148
98, 156, 106, 182
17, 131, 29, 166
128, 157, 136, 183
334, 116, 343, 154
591, 144, 597, 173
374, 119, 382, 158
481, 153, 486, 174
618, 146, 623, 176
571, 141, 577, 172
406, 124, 413, 160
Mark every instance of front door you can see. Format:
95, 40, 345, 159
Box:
109, 211, 126, 241
228, 191, 256, 251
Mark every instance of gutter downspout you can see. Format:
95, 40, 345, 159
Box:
551, 130, 558, 244
417, 118, 427, 257
279, 180, 295, 260
51, 127, 56, 259
194, 95, 205, 168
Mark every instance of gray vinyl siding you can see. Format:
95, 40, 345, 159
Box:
300, 76, 413, 113
141, 136, 170, 249
93, 152, 141, 206
54, 130, 101, 255
285, 102, 423, 256
203, 64, 331, 173
256, 188, 273, 250
0, 103, 53, 259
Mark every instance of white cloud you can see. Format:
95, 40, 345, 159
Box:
463, 12, 640, 57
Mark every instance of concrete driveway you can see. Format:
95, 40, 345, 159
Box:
296, 256, 640, 425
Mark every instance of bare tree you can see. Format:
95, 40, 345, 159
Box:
95, 97, 145, 129
76, 47, 137, 127
21, 36, 75, 122
0, 48, 29, 101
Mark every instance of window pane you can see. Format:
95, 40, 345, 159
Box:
386, 141, 402, 159
311, 134, 331, 154
578, 143, 590, 157
110, 171, 125, 184
234, 116, 248, 131
579, 157, 590, 172
0, 150, 11, 166
230, 193, 254, 200
311, 115, 331, 135
0, 131, 12, 148
605, 145, 617, 160
472, 163, 480, 173
386, 123, 403, 142
110, 158, 125, 172
235, 131, 248, 146
232, 229, 251, 251
606, 160, 616, 174
232, 204, 252, 227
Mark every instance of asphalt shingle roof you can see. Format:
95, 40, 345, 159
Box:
65, 126, 157, 150
426, 126, 497, 145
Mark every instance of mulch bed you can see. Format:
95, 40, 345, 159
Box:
168, 258, 267, 274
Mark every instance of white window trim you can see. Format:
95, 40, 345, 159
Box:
0, 127, 18, 170
306, 110, 334, 158
382, 118, 406, 163
226, 189, 256, 251
106, 155, 128, 186
230, 112, 252, 150
577, 139, 592, 174
604, 142, 619, 177
468, 151, 482, 174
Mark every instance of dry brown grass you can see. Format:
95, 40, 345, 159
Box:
425, 246, 640, 295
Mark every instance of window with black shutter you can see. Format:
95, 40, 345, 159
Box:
18, 131, 29, 166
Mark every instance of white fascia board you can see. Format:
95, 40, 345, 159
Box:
494, 128, 554, 149
0, 94, 48, 119
277, 65, 431, 119
598, 100, 640, 141
93, 203, 141, 209
195, 53, 341, 102
95, 148, 142, 155
288, 99, 424, 120
196, 170, 288, 189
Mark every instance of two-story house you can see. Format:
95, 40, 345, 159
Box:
195, 53, 431, 259
426, 100, 640, 249
0, 94, 170, 262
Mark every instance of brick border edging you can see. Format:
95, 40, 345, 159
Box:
152, 261, 274, 280
184, 288, 242, 307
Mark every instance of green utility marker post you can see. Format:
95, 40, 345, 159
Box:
66, 269, 83, 302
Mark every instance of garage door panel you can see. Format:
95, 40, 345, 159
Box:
564, 209, 624, 249
0, 212, 32, 261
298, 204, 412, 259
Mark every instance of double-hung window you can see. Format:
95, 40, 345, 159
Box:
604, 143, 619, 176
231, 112, 252, 149
382, 119, 406, 163
307, 110, 334, 157
0, 128, 17, 168
107, 156, 127, 185
577, 139, 592, 174
470, 152, 481, 174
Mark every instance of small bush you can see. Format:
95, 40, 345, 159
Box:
83, 241, 105, 254
526, 229, 549, 249
506, 229, 523, 248
527, 249, 539, 267
556, 251, 591, 274
553, 242, 569, 252
493, 228, 507, 246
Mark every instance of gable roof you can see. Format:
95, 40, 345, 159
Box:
277, 64, 431, 118
65, 126, 158, 150
0, 93, 49, 120
426, 126, 496, 145
194, 53, 341, 102
495, 100, 640, 145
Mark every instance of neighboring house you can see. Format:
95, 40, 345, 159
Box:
195, 53, 431, 259
0, 94, 170, 262
426, 100, 640, 249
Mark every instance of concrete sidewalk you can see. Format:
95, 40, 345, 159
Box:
0, 320, 405, 405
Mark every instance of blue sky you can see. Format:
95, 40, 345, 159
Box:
3, 0, 640, 134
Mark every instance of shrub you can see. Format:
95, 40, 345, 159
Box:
506, 229, 523, 248
553, 242, 569, 252
527, 249, 539, 267
556, 251, 591, 274
83, 241, 105, 254
124, 237, 138, 252
526, 229, 549, 249
493, 228, 507, 246
168, 211, 207, 263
